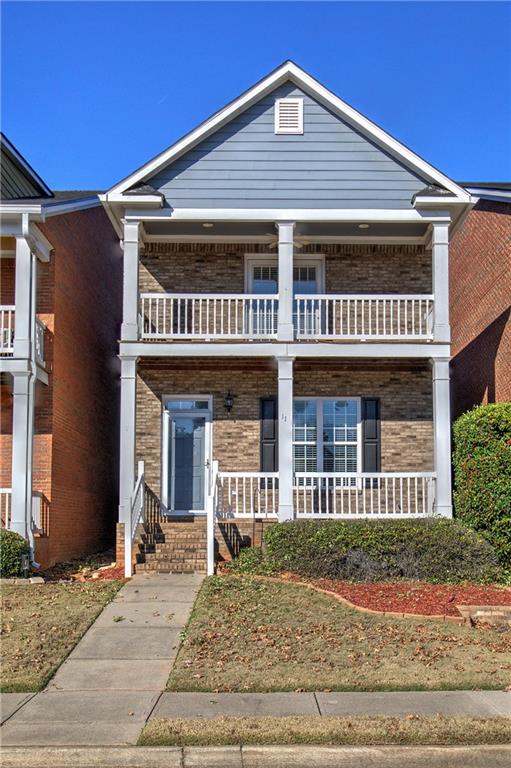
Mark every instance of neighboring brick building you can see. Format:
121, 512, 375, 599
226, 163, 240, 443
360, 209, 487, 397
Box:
101, 62, 474, 576
450, 184, 511, 418
0, 134, 122, 567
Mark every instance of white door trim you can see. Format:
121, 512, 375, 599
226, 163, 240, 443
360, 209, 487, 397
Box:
161, 395, 213, 515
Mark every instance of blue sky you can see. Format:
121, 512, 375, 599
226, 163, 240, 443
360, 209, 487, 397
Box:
2, 1, 510, 189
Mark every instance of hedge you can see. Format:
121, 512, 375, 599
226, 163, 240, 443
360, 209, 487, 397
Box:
453, 403, 511, 566
0, 529, 30, 578
257, 518, 503, 584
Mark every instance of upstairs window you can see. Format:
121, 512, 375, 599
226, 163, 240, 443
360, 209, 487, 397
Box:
275, 98, 303, 134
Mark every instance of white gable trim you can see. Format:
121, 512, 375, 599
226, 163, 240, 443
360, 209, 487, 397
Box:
107, 61, 470, 203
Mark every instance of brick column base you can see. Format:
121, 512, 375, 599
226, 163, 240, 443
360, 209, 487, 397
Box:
116, 523, 125, 568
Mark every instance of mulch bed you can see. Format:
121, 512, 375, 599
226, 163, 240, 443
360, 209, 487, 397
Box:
41, 550, 127, 582
281, 573, 511, 617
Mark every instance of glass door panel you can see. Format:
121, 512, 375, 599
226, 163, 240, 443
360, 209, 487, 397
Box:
169, 416, 206, 512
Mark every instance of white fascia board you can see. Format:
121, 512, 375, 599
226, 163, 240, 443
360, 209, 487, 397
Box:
42, 196, 100, 217
124, 207, 451, 224
120, 341, 450, 359
107, 61, 470, 203
143, 233, 427, 245
29, 224, 53, 262
413, 197, 472, 208
0, 204, 43, 217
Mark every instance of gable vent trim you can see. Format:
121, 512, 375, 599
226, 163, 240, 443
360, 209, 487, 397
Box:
274, 97, 304, 134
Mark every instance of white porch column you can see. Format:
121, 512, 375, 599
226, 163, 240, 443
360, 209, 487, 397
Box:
119, 356, 137, 531
121, 221, 141, 341
13, 236, 33, 359
10, 371, 33, 538
432, 357, 452, 517
432, 222, 450, 343
277, 221, 295, 342
277, 356, 294, 521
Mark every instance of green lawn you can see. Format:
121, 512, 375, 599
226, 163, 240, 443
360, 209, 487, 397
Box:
0, 581, 121, 692
168, 576, 511, 692
139, 715, 511, 747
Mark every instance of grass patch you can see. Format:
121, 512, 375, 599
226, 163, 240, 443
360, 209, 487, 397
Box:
139, 715, 511, 746
0, 581, 121, 692
168, 576, 511, 692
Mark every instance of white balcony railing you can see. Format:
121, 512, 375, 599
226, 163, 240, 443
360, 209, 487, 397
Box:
140, 293, 278, 340
35, 318, 46, 366
295, 295, 434, 340
0, 488, 12, 528
294, 472, 436, 518
0, 306, 15, 355
216, 472, 279, 518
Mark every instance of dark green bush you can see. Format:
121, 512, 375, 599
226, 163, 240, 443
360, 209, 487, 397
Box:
0, 529, 30, 578
453, 403, 511, 566
225, 546, 278, 576
262, 518, 502, 583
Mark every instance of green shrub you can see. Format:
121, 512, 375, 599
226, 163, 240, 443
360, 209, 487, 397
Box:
453, 403, 511, 566
262, 518, 502, 584
0, 529, 30, 578
225, 547, 278, 576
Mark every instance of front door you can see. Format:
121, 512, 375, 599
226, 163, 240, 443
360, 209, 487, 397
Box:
163, 398, 211, 515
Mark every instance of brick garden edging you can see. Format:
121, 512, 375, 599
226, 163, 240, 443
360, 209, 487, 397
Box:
249, 574, 471, 625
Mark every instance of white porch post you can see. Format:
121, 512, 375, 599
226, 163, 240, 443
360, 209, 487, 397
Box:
277, 221, 295, 342
10, 371, 33, 538
277, 356, 294, 521
432, 222, 450, 343
13, 236, 33, 359
121, 221, 141, 341
119, 356, 137, 575
432, 357, 452, 517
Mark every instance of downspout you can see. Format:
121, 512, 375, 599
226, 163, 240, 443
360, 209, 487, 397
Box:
22, 214, 36, 553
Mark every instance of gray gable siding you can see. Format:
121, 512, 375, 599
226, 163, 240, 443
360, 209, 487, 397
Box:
149, 84, 428, 209
0, 148, 48, 200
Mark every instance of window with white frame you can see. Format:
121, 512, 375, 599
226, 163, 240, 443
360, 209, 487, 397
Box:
293, 398, 361, 475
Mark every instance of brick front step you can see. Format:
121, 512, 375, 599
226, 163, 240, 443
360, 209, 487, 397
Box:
135, 517, 208, 574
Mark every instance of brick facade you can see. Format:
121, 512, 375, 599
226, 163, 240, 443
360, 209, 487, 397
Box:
450, 200, 511, 417
0, 208, 122, 567
140, 242, 431, 295
136, 357, 433, 502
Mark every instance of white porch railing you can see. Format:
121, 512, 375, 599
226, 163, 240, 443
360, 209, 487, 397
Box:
215, 472, 279, 518
0, 307, 15, 355
295, 295, 434, 340
35, 318, 46, 366
140, 293, 278, 340
294, 472, 436, 517
0, 488, 12, 528
125, 461, 145, 577
31, 491, 50, 535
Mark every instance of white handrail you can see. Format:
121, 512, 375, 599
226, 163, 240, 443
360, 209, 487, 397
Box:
34, 318, 46, 366
140, 293, 278, 340
0, 488, 12, 529
0, 307, 15, 355
294, 294, 434, 340
207, 460, 219, 576
125, 460, 145, 578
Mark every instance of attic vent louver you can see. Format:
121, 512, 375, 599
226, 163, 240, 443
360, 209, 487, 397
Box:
275, 98, 303, 134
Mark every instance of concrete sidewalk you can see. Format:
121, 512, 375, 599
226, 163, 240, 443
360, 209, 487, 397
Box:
2, 745, 511, 768
150, 690, 511, 719
0, 573, 203, 746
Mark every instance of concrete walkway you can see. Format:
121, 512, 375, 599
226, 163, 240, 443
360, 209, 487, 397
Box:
0, 573, 203, 746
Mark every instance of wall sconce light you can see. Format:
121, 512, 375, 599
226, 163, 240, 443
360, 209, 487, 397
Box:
224, 390, 236, 413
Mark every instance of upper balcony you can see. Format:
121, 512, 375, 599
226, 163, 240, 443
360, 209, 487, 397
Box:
139, 292, 434, 342
0, 306, 47, 366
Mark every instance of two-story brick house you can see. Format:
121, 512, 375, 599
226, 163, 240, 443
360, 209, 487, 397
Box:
101, 62, 473, 577
0, 134, 122, 568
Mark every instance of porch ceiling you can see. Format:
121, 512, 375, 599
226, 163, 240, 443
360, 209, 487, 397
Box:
143, 220, 428, 241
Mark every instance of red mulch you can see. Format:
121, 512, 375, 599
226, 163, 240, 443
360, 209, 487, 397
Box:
281, 573, 511, 616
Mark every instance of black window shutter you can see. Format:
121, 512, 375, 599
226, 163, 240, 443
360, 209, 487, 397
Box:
260, 398, 278, 472
362, 398, 380, 472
